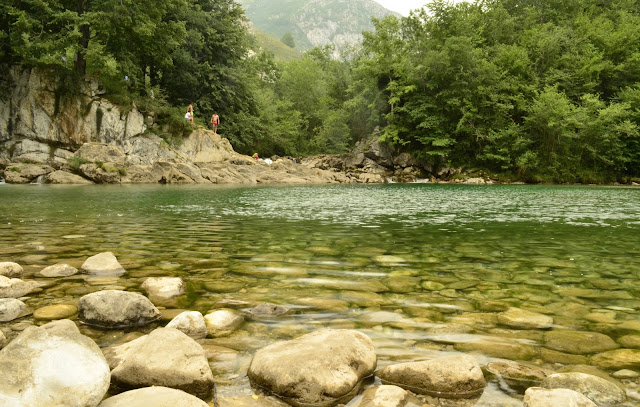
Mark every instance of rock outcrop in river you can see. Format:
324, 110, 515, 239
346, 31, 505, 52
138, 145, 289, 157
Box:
0, 67, 443, 185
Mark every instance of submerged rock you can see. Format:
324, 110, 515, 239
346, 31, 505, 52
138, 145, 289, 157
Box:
33, 304, 78, 321
486, 360, 551, 393
541, 372, 626, 406
81, 252, 126, 276
0, 262, 23, 278
248, 329, 376, 407
110, 328, 214, 399
590, 349, 640, 370
523, 387, 597, 407
544, 330, 619, 355
0, 319, 110, 407
78, 290, 160, 329
498, 307, 553, 329
247, 303, 291, 320
376, 354, 487, 399
98, 386, 209, 407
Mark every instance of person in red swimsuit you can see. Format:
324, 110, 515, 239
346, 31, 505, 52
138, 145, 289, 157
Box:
210, 112, 220, 134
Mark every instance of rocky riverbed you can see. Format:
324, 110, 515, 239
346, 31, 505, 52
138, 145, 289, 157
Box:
1, 255, 640, 407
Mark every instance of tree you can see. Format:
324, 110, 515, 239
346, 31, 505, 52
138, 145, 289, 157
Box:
281, 33, 295, 48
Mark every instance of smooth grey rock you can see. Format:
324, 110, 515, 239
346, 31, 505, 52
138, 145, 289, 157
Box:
98, 386, 209, 407
78, 290, 160, 329
166, 311, 208, 340
0, 262, 23, 278
141, 277, 184, 299
39, 263, 79, 277
0, 298, 28, 322
544, 330, 619, 355
81, 252, 126, 276
0, 276, 40, 298
0, 319, 110, 407
204, 309, 244, 337
498, 307, 553, 329
376, 354, 487, 399
102, 335, 149, 370
357, 385, 409, 407
247, 302, 291, 320
248, 329, 377, 407
523, 387, 597, 407
110, 328, 214, 398
542, 372, 626, 405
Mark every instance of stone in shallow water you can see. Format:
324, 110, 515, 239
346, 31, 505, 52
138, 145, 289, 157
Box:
0, 262, 23, 278
39, 263, 78, 277
248, 329, 376, 407
356, 385, 409, 407
98, 386, 209, 407
33, 304, 77, 320
486, 360, 552, 393
78, 290, 160, 329
141, 277, 184, 299
166, 311, 208, 339
81, 252, 126, 276
541, 372, 626, 406
617, 334, 640, 349
247, 303, 291, 320
0, 276, 41, 298
110, 327, 214, 398
498, 307, 553, 329
0, 319, 110, 407
292, 297, 350, 312
204, 309, 244, 337
544, 330, 619, 355
376, 354, 487, 399
523, 387, 597, 407
591, 349, 640, 370
217, 395, 290, 407
540, 348, 589, 365
0, 298, 29, 322
454, 337, 538, 361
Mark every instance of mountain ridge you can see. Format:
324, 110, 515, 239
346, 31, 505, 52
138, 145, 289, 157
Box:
238, 0, 400, 53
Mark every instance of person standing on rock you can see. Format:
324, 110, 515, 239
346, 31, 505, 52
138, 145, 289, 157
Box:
186, 103, 194, 125
210, 112, 220, 134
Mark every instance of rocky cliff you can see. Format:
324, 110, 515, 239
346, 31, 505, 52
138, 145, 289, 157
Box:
0, 67, 410, 185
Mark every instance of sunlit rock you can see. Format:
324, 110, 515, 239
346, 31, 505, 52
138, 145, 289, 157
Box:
544, 330, 619, 354
78, 290, 160, 329
39, 263, 79, 277
523, 387, 597, 407
33, 304, 78, 321
98, 386, 209, 407
0, 262, 23, 278
167, 311, 207, 340
204, 309, 244, 337
591, 349, 640, 370
486, 360, 552, 393
0, 298, 28, 322
356, 385, 409, 407
81, 252, 126, 276
0, 276, 41, 298
541, 372, 626, 406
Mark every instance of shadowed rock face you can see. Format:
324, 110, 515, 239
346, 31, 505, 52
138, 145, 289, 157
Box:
248, 329, 377, 407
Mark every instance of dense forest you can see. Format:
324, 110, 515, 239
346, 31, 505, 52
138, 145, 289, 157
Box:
1, 0, 640, 182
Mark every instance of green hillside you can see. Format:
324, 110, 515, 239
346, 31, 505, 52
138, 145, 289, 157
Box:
252, 28, 303, 62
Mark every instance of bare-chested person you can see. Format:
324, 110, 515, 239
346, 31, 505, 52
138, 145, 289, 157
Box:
210, 112, 220, 134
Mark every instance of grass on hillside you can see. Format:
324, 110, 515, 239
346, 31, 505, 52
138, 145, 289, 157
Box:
253, 29, 303, 62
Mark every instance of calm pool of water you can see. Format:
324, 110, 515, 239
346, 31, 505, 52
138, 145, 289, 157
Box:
1, 183, 639, 404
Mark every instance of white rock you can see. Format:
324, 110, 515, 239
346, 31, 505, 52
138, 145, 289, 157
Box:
0, 319, 111, 407
40, 263, 79, 277
141, 277, 184, 299
357, 385, 409, 407
81, 252, 125, 276
98, 386, 209, 407
541, 372, 627, 405
523, 387, 597, 407
0, 276, 40, 298
0, 262, 23, 278
204, 309, 244, 337
0, 298, 28, 322
166, 311, 207, 340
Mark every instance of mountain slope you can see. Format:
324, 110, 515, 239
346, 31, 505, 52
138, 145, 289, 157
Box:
238, 0, 399, 52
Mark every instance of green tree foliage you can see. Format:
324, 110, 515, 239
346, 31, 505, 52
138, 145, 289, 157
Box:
281, 32, 295, 49
354, 0, 640, 181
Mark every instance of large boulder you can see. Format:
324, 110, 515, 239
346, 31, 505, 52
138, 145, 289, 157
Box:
0, 319, 110, 407
110, 327, 214, 399
166, 311, 208, 340
248, 329, 377, 407
98, 386, 209, 407
43, 170, 93, 184
376, 354, 487, 399
78, 290, 161, 329
523, 387, 597, 407
75, 143, 126, 165
541, 372, 626, 405
0, 262, 23, 278
3, 163, 53, 183
81, 252, 126, 276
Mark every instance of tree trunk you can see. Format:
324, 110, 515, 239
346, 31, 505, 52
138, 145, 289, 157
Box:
75, 0, 90, 75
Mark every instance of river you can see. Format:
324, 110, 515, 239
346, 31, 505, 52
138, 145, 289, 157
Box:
1, 183, 639, 404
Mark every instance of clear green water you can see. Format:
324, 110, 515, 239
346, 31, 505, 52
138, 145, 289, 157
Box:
1, 183, 640, 404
